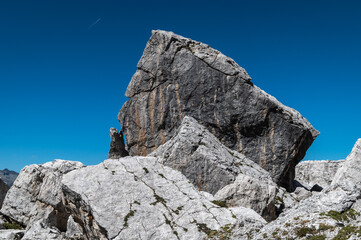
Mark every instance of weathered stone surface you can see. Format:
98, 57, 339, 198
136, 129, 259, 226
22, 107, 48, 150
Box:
22, 220, 64, 240
295, 159, 344, 190
0, 179, 9, 208
0, 169, 18, 187
65, 216, 83, 239
118, 30, 319, 190
253, 139, 361, 240
108, 128, 128, 159
62, 157, 266, 240
150, 116, 277, 221
0, 160, 84, 229
0, 230, 24, 240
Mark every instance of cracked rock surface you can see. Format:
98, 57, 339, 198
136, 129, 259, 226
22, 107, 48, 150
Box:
0, 160, 85, 228
151, 116, 277, 221
62, 157, 266, 240
295, 159, 344, 190
254, 139, 361, 239
118, 30, 319, 190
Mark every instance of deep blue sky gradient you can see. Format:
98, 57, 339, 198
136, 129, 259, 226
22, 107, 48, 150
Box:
1, 0, 361, 172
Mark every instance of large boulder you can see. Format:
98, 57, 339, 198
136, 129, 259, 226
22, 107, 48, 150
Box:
150, 116, 277, 220
118, 30, 319, 190
61, 157, 266, 240
0, 160, 84, 230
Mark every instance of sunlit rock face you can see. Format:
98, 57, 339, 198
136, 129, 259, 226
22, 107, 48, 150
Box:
118, 30, 319, 190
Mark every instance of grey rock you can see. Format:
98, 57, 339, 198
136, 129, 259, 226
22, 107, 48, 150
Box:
108, 128, 128, 159
295, 159, 344, 190
215, 174, 277, 222
0, 230, 24, 240
253, 139, 361, 240
0, 179, 9, 208
62, 157, 266, 240
118, 30, 319, 190
65, 216, 83, 239
0, 169, 18, 187
22, 220, 64, 240
0, 160, 84, 229
150, 116, 277, 220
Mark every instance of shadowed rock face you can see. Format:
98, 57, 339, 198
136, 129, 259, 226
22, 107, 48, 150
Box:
118, 30, 319, 190
108, 128, 128, 159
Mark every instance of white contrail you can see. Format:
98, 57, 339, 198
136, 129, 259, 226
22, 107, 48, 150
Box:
87, 17, 102, 29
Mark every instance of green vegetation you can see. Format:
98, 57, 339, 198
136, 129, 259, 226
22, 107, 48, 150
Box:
208, 224, 234, 240
123, 209, 136, 228
275, 196, 284, 205
318, 223, 334, 231
211, 200, 228, 208
3, 222, 22, 230
295, 226, 316, 237
158, 173, 166, 179
333, 225, 358, 240
151, 193, 167, 206
308, 235, 326, 240
321, 209, 360, 223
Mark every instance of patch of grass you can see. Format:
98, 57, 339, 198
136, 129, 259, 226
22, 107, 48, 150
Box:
321, 209, 360, 223
133, 200, 140, 205
196, 222, 213, 235
151, 193, 167, 206
295, 226, 316, 237
275, 196, 284, 205
262, 233, 267, 238
123, 209, 136, 228
158, 173, 166, 179
318, 223, 334, 231
285, 222, 291, 227
211, 200, 228, 208
333, 225, 357, 240
143, 167, 149, 174
3, 222, 22, 230
308, 235, 326, 240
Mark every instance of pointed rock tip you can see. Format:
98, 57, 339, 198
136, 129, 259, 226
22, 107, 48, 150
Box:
351, 138, 361, 153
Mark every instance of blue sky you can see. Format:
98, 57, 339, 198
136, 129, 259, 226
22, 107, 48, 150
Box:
1, 0, 360, 172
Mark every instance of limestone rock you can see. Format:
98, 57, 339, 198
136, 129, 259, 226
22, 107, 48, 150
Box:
118, 30, 319, 190
150, 116, 277, 220
0, 169, 18, 187
0, 160, 84, 229
215, 174, 277, 222
0, 179, 9, 208
65, 216, 83, 239
253, 139, 361, 240
22, 220, 64, 240
295, 159, 344, 190
108, 128, 128, 159
0, 230, 24, 240
62, 157, 266, 240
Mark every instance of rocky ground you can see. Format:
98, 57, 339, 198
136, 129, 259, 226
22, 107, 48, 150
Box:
0, 31, 359, 239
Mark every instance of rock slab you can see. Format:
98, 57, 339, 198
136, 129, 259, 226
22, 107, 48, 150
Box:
118, 30, 319, 190
150, 116, 277, 220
